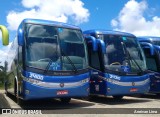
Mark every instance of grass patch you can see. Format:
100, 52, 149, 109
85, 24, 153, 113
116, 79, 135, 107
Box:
0, 82, 4, 90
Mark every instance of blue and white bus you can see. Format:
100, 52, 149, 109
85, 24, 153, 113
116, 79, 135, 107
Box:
138, 36, 160, 95
83, 30, 150, 99
5, 19, 89, 104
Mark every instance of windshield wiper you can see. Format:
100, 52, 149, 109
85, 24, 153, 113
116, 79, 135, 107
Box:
61, 49, 78, 73
121, 42, 143, 74
44, 35, 78, 74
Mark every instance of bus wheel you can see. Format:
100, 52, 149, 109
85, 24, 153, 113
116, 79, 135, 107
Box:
60, 98, 71, 103
112, 96, 123, 100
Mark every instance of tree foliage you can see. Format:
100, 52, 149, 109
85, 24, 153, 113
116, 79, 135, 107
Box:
0, 61, 7, 84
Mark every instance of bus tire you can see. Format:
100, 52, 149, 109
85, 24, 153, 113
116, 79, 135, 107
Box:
112, 96, 123, 100
60, 98, 71, 103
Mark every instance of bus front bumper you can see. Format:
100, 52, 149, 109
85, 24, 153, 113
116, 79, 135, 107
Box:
21, 79, 89, 100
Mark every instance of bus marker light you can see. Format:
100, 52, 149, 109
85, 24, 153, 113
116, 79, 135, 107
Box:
130, 88, 138, 92
57, 90, 68, 95
98, 80, 102, 83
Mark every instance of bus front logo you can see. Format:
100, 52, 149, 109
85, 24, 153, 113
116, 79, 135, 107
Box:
60, 83, 64, 87
132, 82, 135, 86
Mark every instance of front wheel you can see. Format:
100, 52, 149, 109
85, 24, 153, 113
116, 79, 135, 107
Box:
60, 98, 71, 104
112, 96, 123, 100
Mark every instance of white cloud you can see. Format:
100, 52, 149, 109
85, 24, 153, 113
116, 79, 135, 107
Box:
0, 49, 8, 66
111, 0, 160, 36
0, 42, 12, 66
7, 0, 90, 31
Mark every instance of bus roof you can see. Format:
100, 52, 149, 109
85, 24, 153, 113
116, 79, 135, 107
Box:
137, 36, 160, 42
19, 18, 81, 30
83, 29, 136, 37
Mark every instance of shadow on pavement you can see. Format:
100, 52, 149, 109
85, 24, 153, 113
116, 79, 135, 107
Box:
0, 93, 10, 108
130, 93, 160, 99
80, 95, 152, 105
6, 93, 95, 109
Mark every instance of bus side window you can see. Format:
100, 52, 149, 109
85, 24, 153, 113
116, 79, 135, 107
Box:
143, 48, 158, 72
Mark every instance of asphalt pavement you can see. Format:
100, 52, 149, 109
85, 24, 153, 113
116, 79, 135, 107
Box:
1, 90, 160, 117
0, 91, 10, 108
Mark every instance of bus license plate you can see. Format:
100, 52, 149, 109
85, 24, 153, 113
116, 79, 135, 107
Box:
130, 88, 138, 92
57, 90, 68, 95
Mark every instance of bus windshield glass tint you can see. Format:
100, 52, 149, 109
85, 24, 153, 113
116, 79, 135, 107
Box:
103, 35, 147, 73
25, 24, 88, 71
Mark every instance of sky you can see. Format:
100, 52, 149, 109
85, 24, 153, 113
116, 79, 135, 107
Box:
0, 0, 160, 64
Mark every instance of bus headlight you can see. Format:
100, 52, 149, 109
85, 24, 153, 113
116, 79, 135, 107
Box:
28, 78, 40, 84
23, 77, 40, 84
81, 78, 89, 83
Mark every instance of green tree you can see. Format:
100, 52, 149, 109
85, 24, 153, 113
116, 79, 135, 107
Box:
0, 64, 5, 84
0, 61, 7, 85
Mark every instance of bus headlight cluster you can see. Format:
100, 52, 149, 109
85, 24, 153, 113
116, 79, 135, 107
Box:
29, 78, 40, 84
23, 77, 40, 84
81, 78, 89, 83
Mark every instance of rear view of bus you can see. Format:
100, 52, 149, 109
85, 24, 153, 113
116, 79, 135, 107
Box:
5, 19, 89, 103
84, 30, 150, 99
138, 36, 160, 95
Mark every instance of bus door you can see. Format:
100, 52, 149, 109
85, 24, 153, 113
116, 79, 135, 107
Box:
141, 45, 160, 93
87, 40, 106, 95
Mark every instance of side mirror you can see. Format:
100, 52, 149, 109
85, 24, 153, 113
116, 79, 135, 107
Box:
18, 29, 24, 46
96, 39, 106, 54
0, 25, 9, 45
84, 36, 98, 51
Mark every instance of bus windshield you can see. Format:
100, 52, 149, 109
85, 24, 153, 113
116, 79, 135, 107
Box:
102, 35, 147, 73
25, 24, 88, 71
